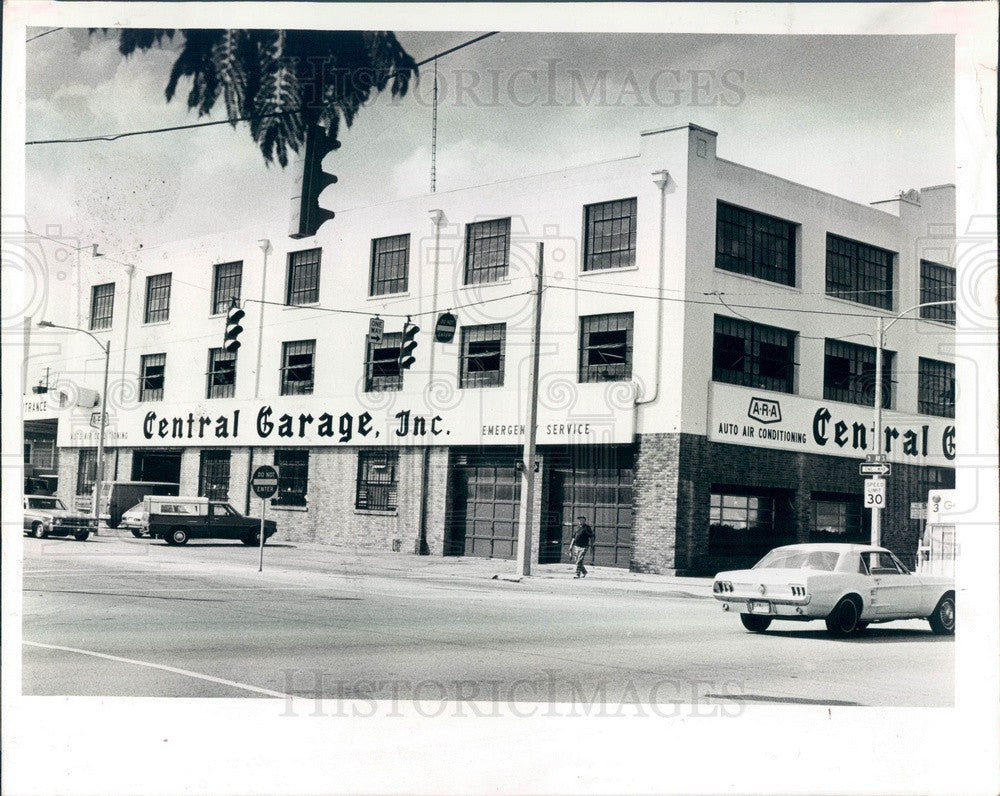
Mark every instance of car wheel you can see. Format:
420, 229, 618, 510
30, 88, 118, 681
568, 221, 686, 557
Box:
74, 531, 90, 541
928, 593, 955, 635
130, 530, 144, 538
240, 532, 256, 546
169, 527, 189, 546
740, 614, 772, 632
32, 522, 47, 539
825, 596, 861, 637
856, 622, 870, 633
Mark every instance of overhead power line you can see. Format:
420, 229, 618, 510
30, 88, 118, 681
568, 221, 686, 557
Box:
27, 27, 64, 43
26, 31, 498, 147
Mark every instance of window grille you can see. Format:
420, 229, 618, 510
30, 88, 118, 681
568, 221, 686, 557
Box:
212, 261, 243, 315
274, 450, 309, 506
355, 450, 399, 511
584, 198, 637, 271
918, 357, 955, 418
280, 340, 315, 395
823, 339, 893, 408
206, 347, 237, 399
712, 315, 796, 394
198, 450, 231, 501
825, 234, 894, 310
464, 218, 510, 285
76, 448, 97, 495
90, 283, 115, 330
460, 324, 506, 388
370, 235, 410, 296
139, 353, 166, 401
144, 273, 172, 323
715, 201, 796, 286
365, 332, 402, 392
286, 248, 322, 305
579, 313, 634, 383
919, 261, 956, 324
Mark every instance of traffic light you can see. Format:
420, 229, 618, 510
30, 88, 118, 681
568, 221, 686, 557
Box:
223, 298, 245, 353
398, 319, 419, 370
289, 125, 339, 239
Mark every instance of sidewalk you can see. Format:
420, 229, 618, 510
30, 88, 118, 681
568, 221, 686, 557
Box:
261, 541, 716, 599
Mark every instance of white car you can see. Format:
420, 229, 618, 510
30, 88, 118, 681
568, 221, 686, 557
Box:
712, 543, 955, 637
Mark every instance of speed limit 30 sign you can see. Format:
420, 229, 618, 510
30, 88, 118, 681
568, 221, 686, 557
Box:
864, 478, 886, 509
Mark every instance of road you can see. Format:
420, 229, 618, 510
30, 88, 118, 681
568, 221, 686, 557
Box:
20, 533, 954, 709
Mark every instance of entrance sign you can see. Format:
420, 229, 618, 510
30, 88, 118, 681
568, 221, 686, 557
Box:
864, 478, 886, 509
251, 465, 279, 498
251, 464, 278, 572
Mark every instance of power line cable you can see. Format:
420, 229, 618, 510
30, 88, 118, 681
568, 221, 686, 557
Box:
27, 27, 64, 43
26, 32, 498, 147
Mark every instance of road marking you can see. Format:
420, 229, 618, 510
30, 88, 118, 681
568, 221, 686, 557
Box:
24, 641, 297, 700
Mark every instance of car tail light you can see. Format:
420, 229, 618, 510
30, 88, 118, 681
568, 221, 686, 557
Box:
790, 585, 806, 597
713, 581, 734, 594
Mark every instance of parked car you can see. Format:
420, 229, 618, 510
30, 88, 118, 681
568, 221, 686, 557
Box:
23, 495, 98, 541
145, 496, 277, 546
119, 502, 147, 537
98, 480, 179, 528
712, 543, 955, 637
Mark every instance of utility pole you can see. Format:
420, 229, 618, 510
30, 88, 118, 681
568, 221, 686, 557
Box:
872, 314, 885, 547
516, 242, 544, 577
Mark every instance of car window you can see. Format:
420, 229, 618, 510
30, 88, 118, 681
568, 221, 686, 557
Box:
211, 504, 234, 516
27, 497, 66, 511
159, 503, 200, 515
753, 550, 839, 571
862, 551, 906, 575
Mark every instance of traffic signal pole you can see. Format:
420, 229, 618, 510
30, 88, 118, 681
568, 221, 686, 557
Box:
516, 242, 544, 577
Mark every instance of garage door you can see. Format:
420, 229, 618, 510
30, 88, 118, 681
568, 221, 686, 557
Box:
542, 446, 634, 568
446, 449, 520, 559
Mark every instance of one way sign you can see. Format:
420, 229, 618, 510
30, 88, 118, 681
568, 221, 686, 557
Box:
859, 461, 891, 476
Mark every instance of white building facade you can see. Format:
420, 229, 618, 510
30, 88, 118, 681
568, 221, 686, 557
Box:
32, 124, 957, 574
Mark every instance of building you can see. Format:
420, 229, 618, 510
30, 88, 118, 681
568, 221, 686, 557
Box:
32, 123, 957, 574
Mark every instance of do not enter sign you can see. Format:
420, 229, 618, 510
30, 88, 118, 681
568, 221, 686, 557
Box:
252, 465, 279, 499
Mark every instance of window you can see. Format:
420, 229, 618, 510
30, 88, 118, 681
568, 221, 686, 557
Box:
280, 340, 315, 395
918, 357, 955, 418
76, 448, 97, 495
212, 261, 243, 315
712, 316, 796, 394
579, 313, 634, 383
716, 201, 796, 286
810, 493, 865, 543
28, 438, 56, 470
139, 353, 166, 401
206, 347, 237, 399
823, 339, 893, 408
584, 198, 637, 271
825, 234, 894, 309
89, 283, 115, 330
286, 248, 322, 305
365, 332, 402, 392
460, 323, 506, 388
370, 234, 410, 296
709, 489, 785, 556
464, 218, 510, 285
919, 260, 956, 324
355, 450, 399, 511
198, 450, 231, 501
144, 273, 172, 323
274, 450, 309, 507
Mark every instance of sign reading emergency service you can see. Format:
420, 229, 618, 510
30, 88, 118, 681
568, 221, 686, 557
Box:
708, 383, 956, 467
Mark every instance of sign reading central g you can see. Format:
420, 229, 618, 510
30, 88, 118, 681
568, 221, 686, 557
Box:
251, 465, 279, 499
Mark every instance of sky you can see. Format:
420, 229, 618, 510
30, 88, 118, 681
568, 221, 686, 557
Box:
24, 29, 955, 255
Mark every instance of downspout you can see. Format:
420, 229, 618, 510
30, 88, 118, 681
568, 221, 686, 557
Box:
635, 170, 670, 419
417, 210, 446, 555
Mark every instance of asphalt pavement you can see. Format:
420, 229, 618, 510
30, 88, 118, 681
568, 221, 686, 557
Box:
20, 530, 954, 708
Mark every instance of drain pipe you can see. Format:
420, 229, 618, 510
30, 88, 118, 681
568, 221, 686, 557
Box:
635, 170, 670, 418
253, 239, 272, 399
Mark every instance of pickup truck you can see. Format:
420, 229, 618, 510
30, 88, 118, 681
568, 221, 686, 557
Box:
146, 496, 278, 546
23, 495, 98, 541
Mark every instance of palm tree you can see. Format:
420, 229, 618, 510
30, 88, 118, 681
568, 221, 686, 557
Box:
108, 29, 418, 167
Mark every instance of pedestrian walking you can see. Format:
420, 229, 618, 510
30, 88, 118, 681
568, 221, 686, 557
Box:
569, 516, 595, 578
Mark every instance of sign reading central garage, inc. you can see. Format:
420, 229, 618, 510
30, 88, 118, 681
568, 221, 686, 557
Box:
57, 384, 636, 449
708, 383, 956, 468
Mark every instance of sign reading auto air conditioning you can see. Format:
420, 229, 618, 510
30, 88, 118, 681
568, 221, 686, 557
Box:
56, 383, 635, 449
708, 383, 956, 467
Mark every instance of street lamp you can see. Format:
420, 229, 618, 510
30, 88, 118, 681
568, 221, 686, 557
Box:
37, 320, 111, 524
870, 299, 956, 547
